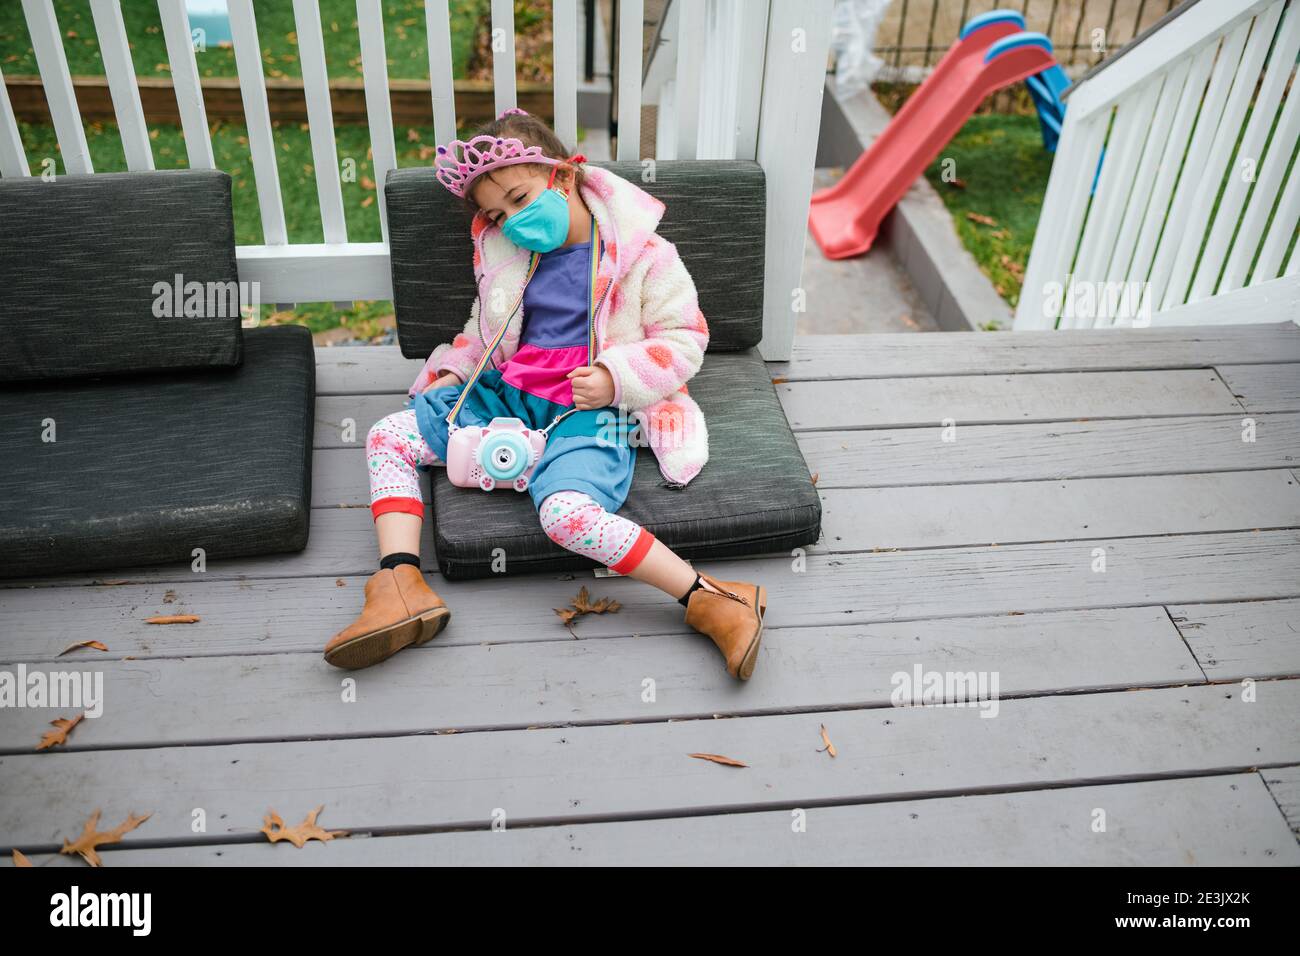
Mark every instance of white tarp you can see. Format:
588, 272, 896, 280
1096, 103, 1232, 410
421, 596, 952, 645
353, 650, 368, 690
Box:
830, 0, 894, 99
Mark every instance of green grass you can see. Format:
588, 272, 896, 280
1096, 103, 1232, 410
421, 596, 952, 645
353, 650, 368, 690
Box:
876, 84, 1054, 310
920, 114, 1054, 310
0, 0, 491, 81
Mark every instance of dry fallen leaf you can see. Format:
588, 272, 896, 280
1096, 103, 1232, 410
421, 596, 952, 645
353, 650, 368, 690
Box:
58, 640, 109, 656
818, 723, 837, 758
144, 614, 200, 624
261, 805, 347, 848
689, 752, 748, 768
60, 810, 152, 866
37, 714, 84, 751
966, 212, 998, 226
571, 586, 616, 613
12, 849, 32, 867
554, 586, 622, 630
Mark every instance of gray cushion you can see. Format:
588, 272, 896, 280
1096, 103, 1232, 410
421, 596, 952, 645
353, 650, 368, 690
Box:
430, 348, 822, 580
0, 169, 243, 382
385, 160, 767, 356
0, 326, 314, 579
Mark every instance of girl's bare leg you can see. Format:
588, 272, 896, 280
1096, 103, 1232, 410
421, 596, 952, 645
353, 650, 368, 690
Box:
623, 537, 728, 599
376, 512, 423, 558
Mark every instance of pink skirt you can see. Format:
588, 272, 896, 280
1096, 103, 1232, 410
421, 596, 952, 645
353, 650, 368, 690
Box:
498, 343, 590, 406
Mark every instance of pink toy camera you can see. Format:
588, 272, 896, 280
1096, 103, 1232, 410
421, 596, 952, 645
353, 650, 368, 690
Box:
445, 417, 547, 491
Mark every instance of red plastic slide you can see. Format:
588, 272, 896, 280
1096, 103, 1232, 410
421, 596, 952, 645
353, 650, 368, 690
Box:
810, 15, 1057, 259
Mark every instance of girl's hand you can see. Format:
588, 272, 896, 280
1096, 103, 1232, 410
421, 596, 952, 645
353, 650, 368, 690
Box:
422, 371, 463, 393
567, 365, 615, 410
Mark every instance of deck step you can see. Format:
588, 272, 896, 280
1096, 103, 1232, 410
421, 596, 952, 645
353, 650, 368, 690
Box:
1, 682, 1296, 853
7, 773, 1294, 866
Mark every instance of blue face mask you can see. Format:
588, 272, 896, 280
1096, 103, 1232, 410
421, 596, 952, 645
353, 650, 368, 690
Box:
498, 165, 571, 253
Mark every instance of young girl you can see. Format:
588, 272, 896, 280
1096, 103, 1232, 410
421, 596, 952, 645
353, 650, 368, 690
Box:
323, 108, 767, 679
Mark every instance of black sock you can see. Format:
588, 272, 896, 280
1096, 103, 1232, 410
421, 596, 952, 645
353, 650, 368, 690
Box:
380, 551, 421, 572
677, 572, 705, 607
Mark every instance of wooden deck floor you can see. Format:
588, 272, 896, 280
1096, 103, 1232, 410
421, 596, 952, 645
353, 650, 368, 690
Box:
2, 323, 1299, 866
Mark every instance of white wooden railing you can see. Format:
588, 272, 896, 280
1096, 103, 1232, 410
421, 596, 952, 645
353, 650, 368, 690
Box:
1015, 0, 1300, 330
0, 0, 833, 361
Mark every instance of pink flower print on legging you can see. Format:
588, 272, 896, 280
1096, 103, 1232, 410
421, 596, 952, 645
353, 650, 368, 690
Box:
368, 409, 439, 519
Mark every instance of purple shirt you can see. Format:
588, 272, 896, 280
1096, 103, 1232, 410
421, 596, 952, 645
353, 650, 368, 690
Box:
499, 234, 601, 406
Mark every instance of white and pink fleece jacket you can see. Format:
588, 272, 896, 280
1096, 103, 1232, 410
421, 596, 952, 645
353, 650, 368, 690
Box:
408, 164, 711, 487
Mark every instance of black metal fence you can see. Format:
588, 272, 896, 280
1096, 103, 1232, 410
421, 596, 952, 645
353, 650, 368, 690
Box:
874, 0, 1185, 72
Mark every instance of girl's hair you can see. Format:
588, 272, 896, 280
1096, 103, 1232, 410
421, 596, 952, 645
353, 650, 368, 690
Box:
455, 111, 587, 218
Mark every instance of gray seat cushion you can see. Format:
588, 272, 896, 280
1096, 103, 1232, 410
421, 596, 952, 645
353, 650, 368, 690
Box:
0, 326, 315, 579
385, 160, 767, 355
430, 348, 821, 580
0, 169, 243, 382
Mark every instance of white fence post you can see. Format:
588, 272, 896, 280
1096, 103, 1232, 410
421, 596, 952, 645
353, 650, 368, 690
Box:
425, 0, 457, 148
157, 0, 214, 170
490, 0, 517, 118
755, 0, 835, 361
672, 0, 703, 159
228, 0, 287, 246
553, 0, 579, 150
294, 0, 347, 246
697, 0, 743, 161
615, 0, 643, 160
357, 0, 397, 242
0, 65, 29, 177
89, 0, 154, 172
733, 0, 770, 162
22, 0, 92, 174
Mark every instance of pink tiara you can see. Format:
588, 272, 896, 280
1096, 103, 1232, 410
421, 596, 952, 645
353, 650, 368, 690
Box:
434, 133, 568, 198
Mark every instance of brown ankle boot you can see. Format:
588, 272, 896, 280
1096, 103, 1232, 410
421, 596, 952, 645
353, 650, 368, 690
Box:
323, 565, 451, 669
683, 571, 767, 681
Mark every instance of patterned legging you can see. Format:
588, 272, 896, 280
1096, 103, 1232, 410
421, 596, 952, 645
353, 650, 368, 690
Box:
367, 410, 655, 573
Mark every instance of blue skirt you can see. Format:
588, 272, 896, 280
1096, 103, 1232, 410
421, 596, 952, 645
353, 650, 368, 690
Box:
409, 368, 638, 514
